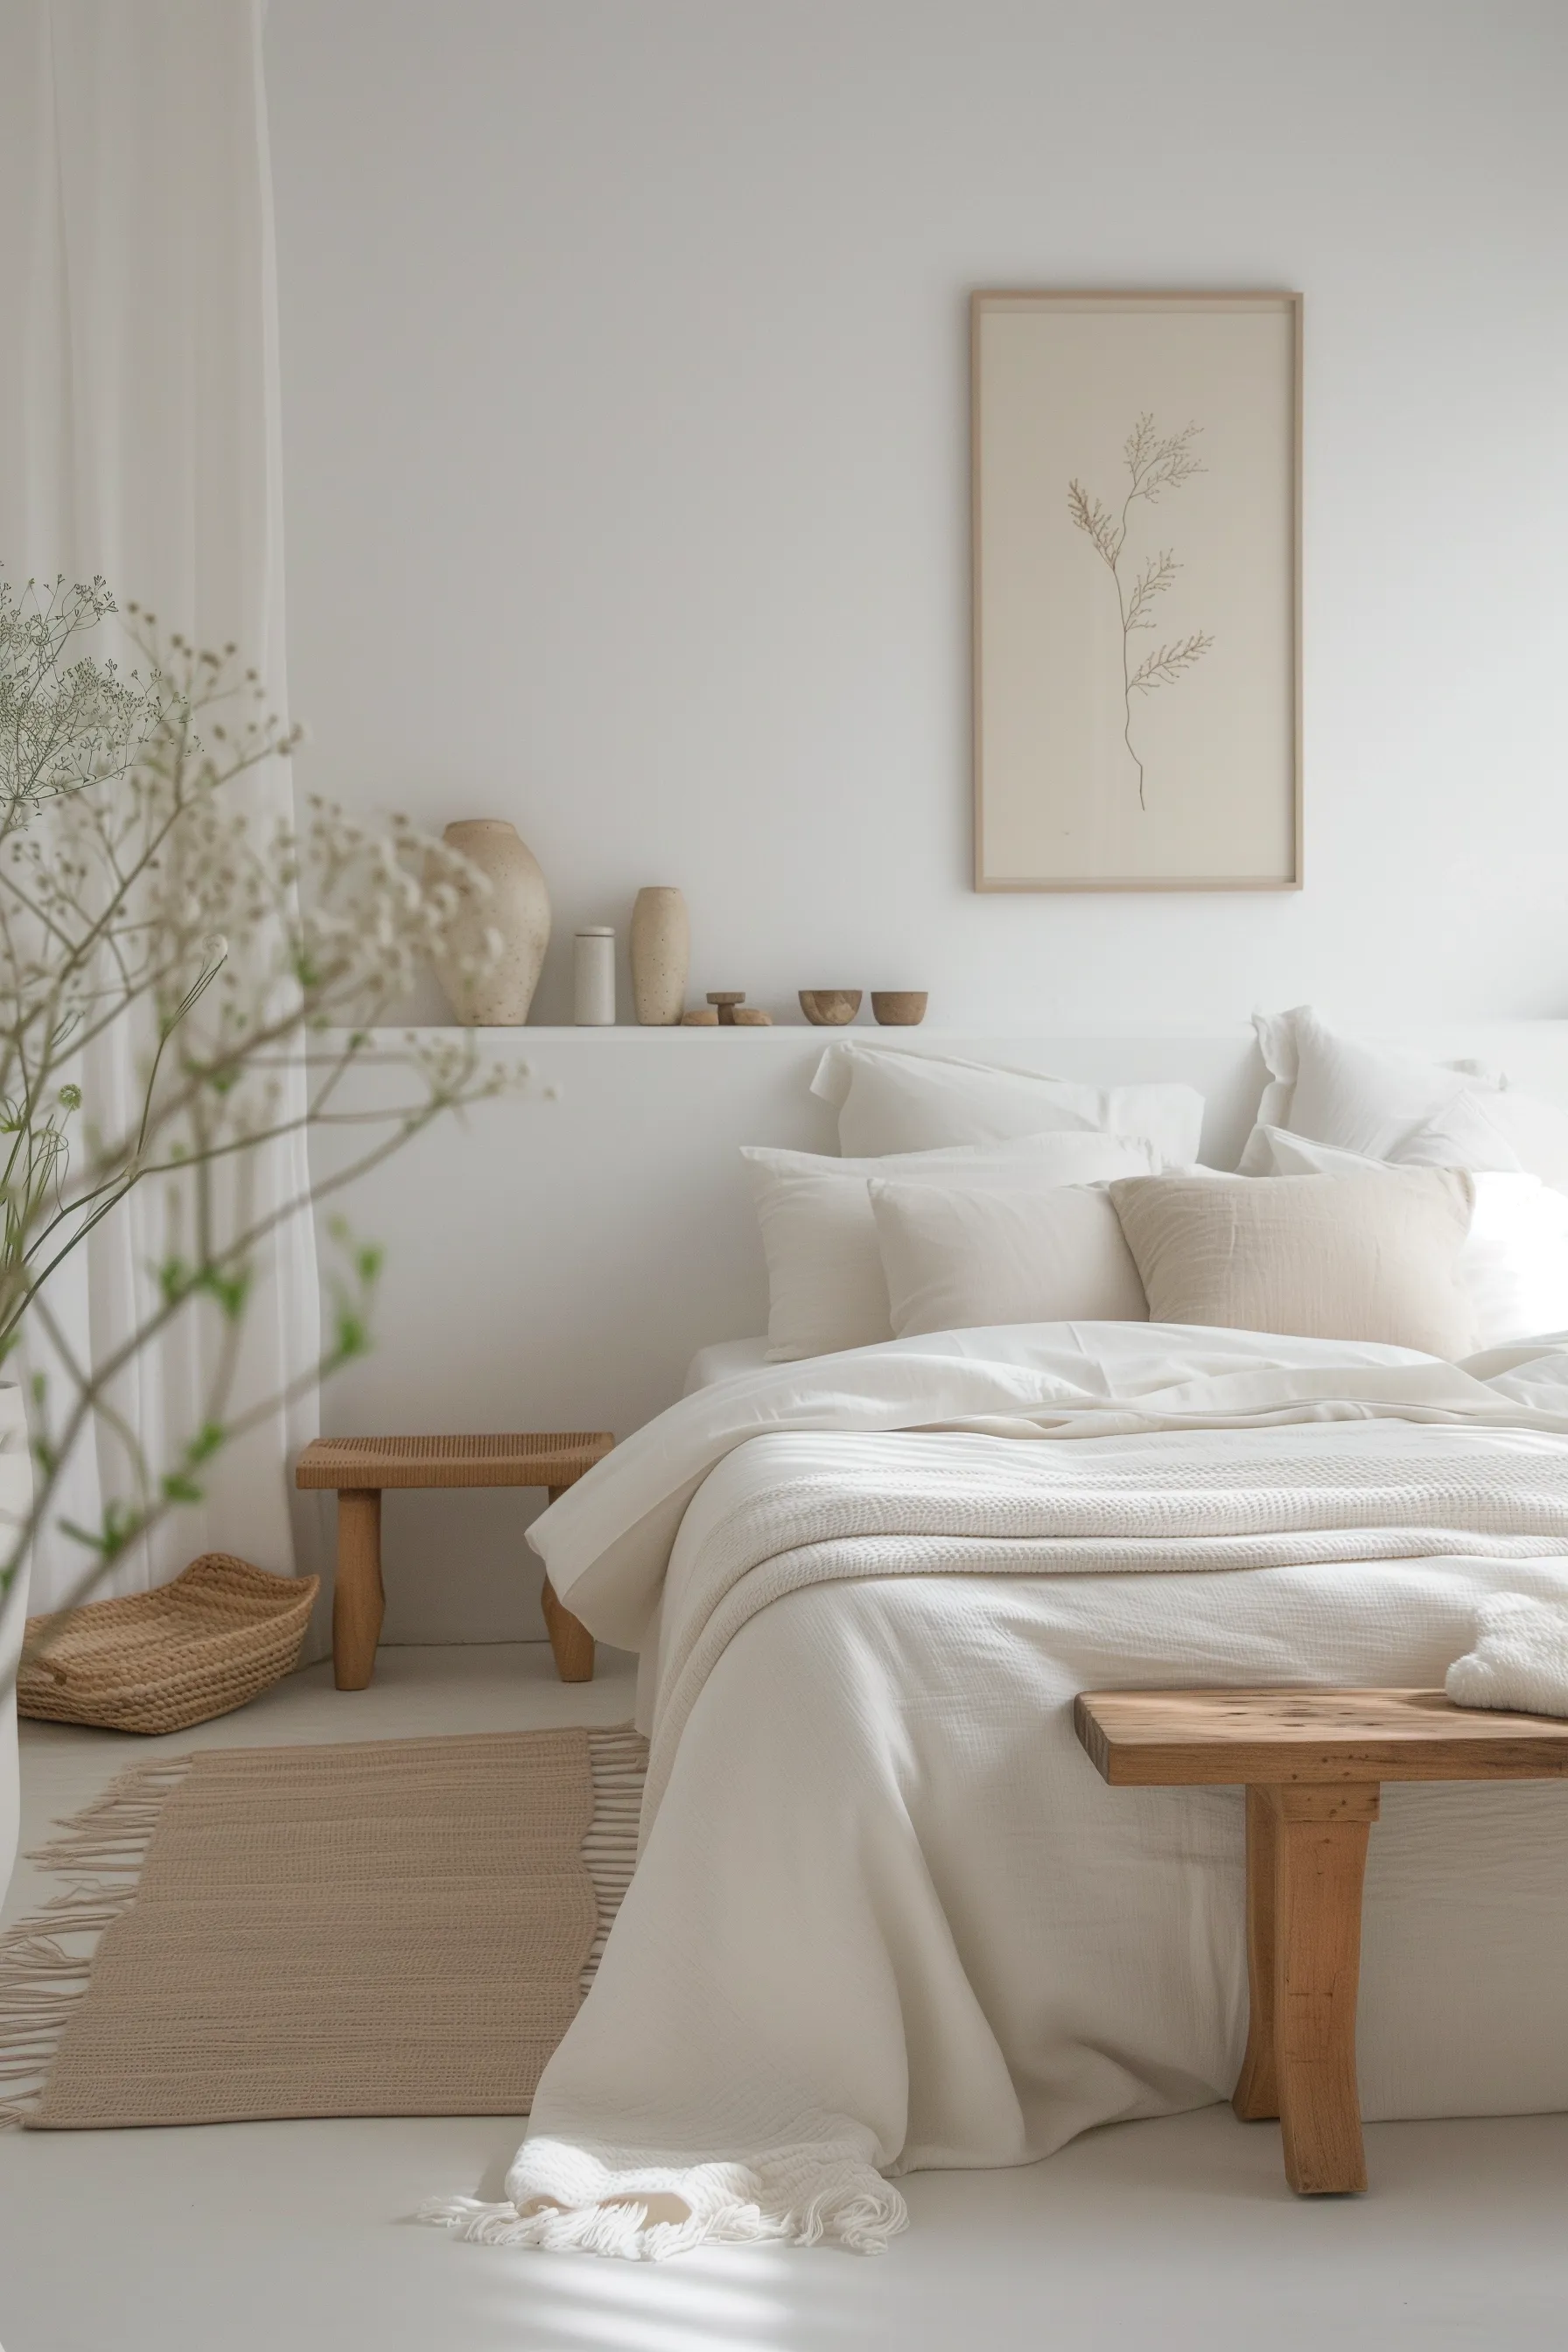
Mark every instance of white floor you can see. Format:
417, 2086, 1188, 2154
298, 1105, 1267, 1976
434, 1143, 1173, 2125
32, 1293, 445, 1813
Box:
3, 1644, 1566, 2352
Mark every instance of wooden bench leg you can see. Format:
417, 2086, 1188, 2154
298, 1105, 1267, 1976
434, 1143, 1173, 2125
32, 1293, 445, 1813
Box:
1233, 1784, 1281, 2122
1241, 1782, 1379, 2195
540, 1485, 594, 1681
332, 1488, 384, 1690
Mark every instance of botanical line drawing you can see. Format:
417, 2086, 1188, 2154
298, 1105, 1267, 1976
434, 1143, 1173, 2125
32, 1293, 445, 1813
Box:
1068, 415, 1214, 810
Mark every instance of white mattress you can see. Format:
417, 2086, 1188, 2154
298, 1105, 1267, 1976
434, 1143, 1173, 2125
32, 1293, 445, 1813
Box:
682, 1334, 772, 1393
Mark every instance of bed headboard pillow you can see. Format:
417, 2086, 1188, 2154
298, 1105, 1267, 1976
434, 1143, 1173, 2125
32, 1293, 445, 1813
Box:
810, 1042, 1204, 1166
870, 1180, 1149, 1339
1238, 1007, 1568, 1193
1110, 1168, 1479, 1356
1255, 1127, 1568, 1347
744, 1130, 1159, 1362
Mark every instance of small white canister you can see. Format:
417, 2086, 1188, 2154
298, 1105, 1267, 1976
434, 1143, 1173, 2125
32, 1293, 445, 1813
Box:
573, 927, 616, 1026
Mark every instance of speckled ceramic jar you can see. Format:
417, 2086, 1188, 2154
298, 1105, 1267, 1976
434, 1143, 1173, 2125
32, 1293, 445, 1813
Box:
629, 886, 690, 1026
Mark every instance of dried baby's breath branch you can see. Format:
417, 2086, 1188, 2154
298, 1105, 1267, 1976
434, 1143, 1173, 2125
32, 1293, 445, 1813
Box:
0, 573, 527, 1648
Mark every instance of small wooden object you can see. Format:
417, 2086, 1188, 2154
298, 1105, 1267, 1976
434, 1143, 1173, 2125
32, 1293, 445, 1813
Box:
296, 1432, 612, 1691
871, 990, 928, 1026
685, 994, 771, 1026
798, 989, 862, 1026
1074, 1685, 1568, 2196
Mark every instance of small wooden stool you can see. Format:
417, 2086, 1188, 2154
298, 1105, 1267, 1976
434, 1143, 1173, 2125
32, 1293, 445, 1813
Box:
295, 1432, 612, 1691
1074, 1685, 1568, 2196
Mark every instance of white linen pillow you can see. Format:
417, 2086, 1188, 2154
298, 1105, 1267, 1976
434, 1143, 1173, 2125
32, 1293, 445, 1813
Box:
870, 1180, 1149, 1339
1110, 1168, 1479, 1356
1256, 1126, 1568, 1348
810, 1041, 1204, 1165
744, 1130, 1160, 1362
1238, 1007, 1508, 1173
1241, 1007, 1568, 1194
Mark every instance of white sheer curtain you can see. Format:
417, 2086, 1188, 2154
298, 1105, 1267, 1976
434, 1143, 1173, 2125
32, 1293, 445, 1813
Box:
0, 0, 320, 1606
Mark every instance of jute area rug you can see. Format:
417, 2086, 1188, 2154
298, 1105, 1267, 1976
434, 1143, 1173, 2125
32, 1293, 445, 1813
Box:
0, 1726, 645, 2130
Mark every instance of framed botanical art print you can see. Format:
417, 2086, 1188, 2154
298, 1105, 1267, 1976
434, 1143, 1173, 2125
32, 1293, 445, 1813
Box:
971, 290, 1302, 891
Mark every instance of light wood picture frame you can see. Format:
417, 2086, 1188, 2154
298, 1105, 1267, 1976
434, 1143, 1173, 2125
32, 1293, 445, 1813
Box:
972, 290, 1302, 892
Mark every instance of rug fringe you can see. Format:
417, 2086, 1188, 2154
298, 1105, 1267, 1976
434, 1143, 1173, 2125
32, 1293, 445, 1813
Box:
23, 1754, 194, 1875
0, 1754, 193, 2126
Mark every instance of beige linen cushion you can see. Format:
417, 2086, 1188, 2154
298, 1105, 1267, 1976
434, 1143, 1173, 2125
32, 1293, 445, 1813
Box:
869, 1180, 1148, 1338
1108, 1168, 1479, 1356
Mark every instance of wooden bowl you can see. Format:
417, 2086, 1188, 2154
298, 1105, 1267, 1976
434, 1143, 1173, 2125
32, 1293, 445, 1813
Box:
871, 991, 928, 1026
799, 990, 862, 1026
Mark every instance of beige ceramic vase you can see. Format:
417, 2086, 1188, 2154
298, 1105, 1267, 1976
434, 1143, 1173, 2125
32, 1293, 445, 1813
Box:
434, 819, 551, 1026
629, 886, 690, 1026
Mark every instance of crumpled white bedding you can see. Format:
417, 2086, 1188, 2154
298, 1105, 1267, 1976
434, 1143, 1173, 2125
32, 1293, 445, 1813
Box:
426, 1323, 1568, 2259
682, 1334, 771, 1394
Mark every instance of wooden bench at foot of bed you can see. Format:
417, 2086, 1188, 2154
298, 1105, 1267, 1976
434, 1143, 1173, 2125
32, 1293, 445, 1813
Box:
1073, 1686, 1568, 2197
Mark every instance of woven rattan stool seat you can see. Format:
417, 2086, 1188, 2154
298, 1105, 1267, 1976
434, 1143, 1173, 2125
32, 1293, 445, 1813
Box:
296, 1432, 611, 1493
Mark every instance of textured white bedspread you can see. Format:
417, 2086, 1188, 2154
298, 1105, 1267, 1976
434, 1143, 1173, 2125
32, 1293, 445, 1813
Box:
430, 1325, 1568, 2258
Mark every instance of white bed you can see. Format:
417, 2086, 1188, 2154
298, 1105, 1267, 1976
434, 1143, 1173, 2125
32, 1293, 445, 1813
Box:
430, 1320, 1568, 2259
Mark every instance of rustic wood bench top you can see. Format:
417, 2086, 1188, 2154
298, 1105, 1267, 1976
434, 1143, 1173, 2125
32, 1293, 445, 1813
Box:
1073, 1684, 1568, 2201
1074, 1684, 1568, 1786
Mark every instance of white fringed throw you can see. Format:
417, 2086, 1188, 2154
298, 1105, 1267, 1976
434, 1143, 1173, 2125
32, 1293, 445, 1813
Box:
1446, 1592, 1568, 1718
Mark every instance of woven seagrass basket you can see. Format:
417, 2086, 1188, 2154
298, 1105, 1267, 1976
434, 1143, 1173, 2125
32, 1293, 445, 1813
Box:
18, 1553, 319, 1734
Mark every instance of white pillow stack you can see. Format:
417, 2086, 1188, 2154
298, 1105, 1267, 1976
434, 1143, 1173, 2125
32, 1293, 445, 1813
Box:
811, 1041, 1204, 1165
740, 1024, 1568, 1361
1241, 1006, 1568, 1190
745, 1132, 1159, 1362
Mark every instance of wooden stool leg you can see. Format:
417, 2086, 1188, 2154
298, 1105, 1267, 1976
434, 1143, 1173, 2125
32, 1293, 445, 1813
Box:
540, 1485, 594, 1683
541, 1577, 595, 1682
1269, 1782, 1380, 2195
1233, 1784, 1281, 2121
332, 1488, 384, 1690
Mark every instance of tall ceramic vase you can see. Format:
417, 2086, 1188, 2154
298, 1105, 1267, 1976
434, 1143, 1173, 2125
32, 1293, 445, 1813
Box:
629, 887, 690, 1026
433, 819, 551, 1025
1, 1383, 32, 1900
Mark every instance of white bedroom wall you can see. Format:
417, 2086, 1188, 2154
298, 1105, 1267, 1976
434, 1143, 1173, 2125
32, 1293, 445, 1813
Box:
260, 0, 1568, 1642
264, 0, 1568, 1033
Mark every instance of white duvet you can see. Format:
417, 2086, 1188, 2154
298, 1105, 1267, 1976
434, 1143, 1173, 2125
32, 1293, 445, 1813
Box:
427, 1323, 1568, 2258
